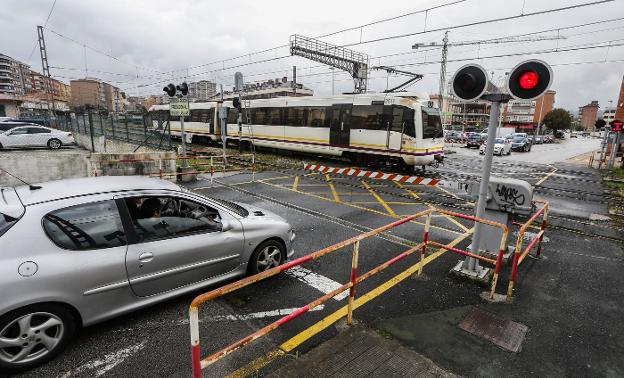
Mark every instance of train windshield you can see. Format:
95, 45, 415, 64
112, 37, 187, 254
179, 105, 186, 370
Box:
421, 107, 443, 139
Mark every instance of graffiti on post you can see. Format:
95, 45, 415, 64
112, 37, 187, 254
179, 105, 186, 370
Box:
494, 184, 526, 207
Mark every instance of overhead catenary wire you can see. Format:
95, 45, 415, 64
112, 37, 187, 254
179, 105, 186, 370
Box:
25, 0, 58, 63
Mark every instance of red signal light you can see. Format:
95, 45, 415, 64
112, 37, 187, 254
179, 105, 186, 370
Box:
519, 71, 539, 90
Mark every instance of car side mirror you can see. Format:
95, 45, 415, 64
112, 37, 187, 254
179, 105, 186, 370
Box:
221, 219, 233, 232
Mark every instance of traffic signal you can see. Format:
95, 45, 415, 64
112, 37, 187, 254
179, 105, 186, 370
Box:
176, 82, 189, 96
450, 64, 491, 102
232, 97, 241, 110
163, 83, 176, 97
507, 59, 552, 100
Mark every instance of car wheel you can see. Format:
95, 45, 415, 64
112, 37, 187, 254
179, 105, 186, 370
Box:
248, 240, 285, 275
47, 139, 62, 149
0, 304, 76, 373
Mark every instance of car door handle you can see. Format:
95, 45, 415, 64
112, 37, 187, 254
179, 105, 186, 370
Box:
138, 252, 154, 263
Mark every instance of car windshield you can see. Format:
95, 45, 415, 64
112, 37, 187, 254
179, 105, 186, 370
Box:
512, 137, 525, 142
495, 138, 506, 144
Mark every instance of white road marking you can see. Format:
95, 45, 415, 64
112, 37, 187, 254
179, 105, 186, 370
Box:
179, 305, 326, 324
285, 266, 349, 301
110, 306, 326, 334
58, 341, 146, 378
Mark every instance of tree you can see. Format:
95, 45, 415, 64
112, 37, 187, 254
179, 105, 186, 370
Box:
595, 119, 607, 129
542, 108, 572, 131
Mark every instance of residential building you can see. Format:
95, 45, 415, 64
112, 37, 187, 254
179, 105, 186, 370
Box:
579, 100, 600, 130
603, 107, 616, 124
70, 78, 105, 110
103, 83, 125, 113
429, 94, 462, 128
125, 96, 147, 112
188, 80, 217, 101
70, 78, 123, 112
503, 90, 556, 132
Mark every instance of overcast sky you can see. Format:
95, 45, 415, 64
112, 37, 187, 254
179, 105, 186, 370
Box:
1, 0, 623, 111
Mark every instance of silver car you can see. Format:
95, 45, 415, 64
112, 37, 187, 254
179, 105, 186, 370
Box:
0, 176, 295, 373
0, 125, 74, 150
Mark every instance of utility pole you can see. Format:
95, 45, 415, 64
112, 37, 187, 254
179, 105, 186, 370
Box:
292, 66, 297, 96
220, 84, 226, 162
438, 31, 449, 111
37, 25, 55, 127
330, 68, 335, 96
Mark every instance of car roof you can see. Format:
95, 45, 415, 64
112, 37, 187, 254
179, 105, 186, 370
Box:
13, 176, 182, 206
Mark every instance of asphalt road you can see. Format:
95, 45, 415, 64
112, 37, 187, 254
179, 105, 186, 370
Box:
6, 144, 623, 378
447, 136, 601, 164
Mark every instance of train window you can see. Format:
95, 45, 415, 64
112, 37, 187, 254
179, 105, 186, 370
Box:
390, 106, 404, 133
285, 107, 306, 126
307, 107, 326, 127
351, 105, 384, 130
252, 108, 268, 125
422, 107, 443, 139
402, 108, 416, 137
227, 108, 238, 124
190, 110, 201, 122
268, 108, 282, 125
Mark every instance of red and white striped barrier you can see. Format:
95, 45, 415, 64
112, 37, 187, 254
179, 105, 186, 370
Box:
303, 163, 442, 186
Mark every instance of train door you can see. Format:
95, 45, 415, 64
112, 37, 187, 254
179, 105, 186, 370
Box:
329, 104, 352, 147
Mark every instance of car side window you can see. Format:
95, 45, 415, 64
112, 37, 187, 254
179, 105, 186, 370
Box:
42, 200, 127, 250
124, 196, 222, 243
28, 127, 51, 134
9, 128, 28, 135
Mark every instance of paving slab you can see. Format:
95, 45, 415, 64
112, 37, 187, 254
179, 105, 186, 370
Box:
268, 324, 455, 378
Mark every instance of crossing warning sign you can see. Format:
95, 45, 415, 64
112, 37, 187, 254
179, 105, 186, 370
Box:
170, 98, 190, 117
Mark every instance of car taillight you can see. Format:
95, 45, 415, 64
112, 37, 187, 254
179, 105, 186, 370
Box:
67, 133, 72, 137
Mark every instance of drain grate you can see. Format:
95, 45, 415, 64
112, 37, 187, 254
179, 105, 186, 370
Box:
458, 308, 528, 352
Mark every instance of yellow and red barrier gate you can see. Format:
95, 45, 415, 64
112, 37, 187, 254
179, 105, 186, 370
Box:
508, 200, 549, 297
188, 207, 513, 378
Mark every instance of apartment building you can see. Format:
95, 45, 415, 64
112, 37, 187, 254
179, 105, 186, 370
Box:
188, 80, 217, 101
579, 100, 599, 130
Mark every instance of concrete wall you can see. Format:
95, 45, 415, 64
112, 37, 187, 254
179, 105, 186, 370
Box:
0, 150, 90, 186
89, 151, 177, 179
73, 133, 167, 154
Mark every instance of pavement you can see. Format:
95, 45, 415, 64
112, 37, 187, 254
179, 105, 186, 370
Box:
6, 141, 624, 378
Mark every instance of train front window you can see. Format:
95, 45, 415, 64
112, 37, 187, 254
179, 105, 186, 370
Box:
402, 108, 416, 137
422, 107, 443, 139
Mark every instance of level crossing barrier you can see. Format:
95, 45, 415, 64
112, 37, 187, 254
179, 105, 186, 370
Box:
507, 200, 549, 298
188, 207, 510, 378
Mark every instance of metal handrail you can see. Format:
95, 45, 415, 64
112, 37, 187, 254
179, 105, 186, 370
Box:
507, 200, 549, 299
188, 207, 510, 378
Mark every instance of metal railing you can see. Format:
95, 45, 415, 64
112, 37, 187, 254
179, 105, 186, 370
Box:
188, 207, 510, 378
55, 112, 172, 151
90, 153, 255, 182
508, 200, 549, 298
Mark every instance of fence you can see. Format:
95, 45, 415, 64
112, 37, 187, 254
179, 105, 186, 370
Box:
90, 153, 256, 182
55, 111, 172, 151
188, 207, 511, 378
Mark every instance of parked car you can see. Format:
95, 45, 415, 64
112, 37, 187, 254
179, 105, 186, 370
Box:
466, 134, 484, 148
0, 176, 296, 372
0, 125, 74, 150
445, 130, 464, 142
510, 136, 532, 152
532, 135, 544, 144
553, 130, 565, 139
479, 137, 512, 156
10, 118, 50, 127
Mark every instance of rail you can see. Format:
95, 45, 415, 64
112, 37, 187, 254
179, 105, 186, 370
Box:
507, 200, 549, 299
188, 207, 509, 378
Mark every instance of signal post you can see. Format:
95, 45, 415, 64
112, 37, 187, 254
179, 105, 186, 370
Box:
449, 60, 553, 281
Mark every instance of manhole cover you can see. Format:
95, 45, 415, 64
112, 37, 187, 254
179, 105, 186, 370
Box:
458, 308, 528, 352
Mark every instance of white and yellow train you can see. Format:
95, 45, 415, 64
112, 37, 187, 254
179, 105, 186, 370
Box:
148, 93, 444, 169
